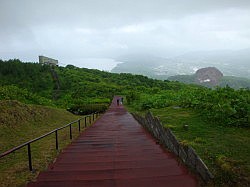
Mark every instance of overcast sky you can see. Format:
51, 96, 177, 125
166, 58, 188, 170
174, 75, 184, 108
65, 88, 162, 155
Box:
1, 0, 250, 70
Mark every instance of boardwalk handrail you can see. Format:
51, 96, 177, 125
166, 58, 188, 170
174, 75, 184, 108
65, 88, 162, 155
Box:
0, 112, 99, 171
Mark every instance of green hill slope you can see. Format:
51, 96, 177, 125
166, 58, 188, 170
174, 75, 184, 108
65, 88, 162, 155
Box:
0, 59, 183, 108
0, 100, 82, 187
168, 74, 250, 89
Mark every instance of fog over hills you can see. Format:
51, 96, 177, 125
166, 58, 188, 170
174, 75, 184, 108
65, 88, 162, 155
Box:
111, 48, 250, 79
1, 1, 250, 69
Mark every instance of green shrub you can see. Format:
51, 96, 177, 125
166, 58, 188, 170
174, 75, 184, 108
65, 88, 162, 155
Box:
67, 103, 109, 115
178, 87, 250, 127
0, 85, 54, 106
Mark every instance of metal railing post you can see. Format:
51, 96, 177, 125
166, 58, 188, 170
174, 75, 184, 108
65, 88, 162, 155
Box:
84, 117, 87, 127
70, 124, 72, 139
27, 143, 32, 171
55, 130, 58, 150
78, 120, 81, 132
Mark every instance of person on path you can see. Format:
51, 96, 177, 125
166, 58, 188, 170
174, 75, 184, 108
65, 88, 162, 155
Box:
117, 99, 120, 106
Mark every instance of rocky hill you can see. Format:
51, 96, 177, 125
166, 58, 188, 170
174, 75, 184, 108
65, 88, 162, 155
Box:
168, 67, 250, 89
195, 67, 223, 86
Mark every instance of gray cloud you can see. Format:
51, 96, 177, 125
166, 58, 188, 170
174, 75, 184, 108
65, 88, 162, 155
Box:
1, 0, 250, 70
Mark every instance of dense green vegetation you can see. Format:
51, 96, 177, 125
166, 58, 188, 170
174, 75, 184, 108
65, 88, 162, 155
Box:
67, 103, 109, 115
0, 85, 54, 106
129, 86, 249, 127
1, 59, 250, 186
0, 59, 54, 96
0, 59, 179, 113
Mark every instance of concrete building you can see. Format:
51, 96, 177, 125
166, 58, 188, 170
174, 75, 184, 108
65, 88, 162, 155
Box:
39, 56, 58, 66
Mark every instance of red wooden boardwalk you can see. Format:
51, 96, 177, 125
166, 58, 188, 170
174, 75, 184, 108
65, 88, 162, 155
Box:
27, 97, 198, 187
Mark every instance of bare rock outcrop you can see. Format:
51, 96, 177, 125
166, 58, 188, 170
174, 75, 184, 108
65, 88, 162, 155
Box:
195, 67, 223, 86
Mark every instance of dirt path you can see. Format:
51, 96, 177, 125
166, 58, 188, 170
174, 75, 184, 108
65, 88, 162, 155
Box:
27, 96, 198, 187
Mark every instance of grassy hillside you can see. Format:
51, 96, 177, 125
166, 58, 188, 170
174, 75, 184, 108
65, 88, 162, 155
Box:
150, 107, 250, 186
0, 100, 87, 187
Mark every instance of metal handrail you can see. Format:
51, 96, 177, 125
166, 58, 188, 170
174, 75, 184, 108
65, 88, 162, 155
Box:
0, 112, 99, 171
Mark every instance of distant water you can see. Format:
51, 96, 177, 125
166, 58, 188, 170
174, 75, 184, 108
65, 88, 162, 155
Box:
64, 58, 123, 72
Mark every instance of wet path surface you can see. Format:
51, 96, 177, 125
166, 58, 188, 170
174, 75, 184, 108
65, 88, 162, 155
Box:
27, 96, 198, 187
